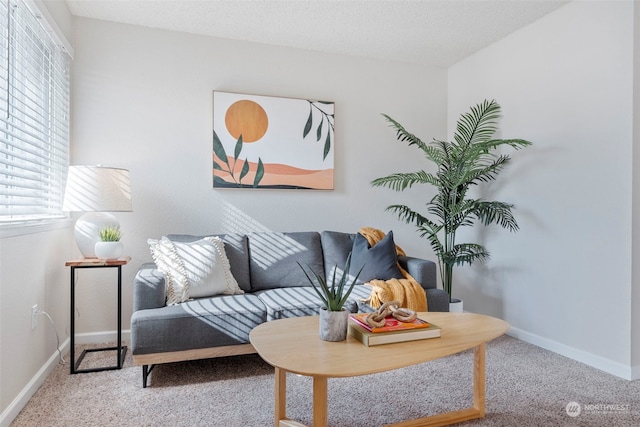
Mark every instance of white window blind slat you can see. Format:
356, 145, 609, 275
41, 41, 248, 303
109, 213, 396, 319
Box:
0, 0, 70, 220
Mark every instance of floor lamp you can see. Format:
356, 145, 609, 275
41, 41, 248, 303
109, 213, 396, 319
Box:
62, 165, 133, 258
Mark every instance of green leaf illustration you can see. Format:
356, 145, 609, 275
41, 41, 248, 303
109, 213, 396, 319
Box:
239, 159, 249, 181
323, 131, 331, 160
213, 131, 230, 168
234, 135, 243, 160
303, 107, 313, 138
253, 158, 264, 187
316, 117, 323, 142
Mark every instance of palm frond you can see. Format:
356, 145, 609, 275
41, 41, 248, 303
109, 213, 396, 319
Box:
382, 114, 429, 152
472, 200, 520, 231
424, 139, 448, 164
447, 243, 490, 266
484, 138, 532, 151
453, 99, 501, 148
385, 204, 429, 227
459, 155, 510, 186
371, 171, 438, 191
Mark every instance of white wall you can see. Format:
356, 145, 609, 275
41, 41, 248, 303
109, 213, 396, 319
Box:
448, 0, 636, 378
0, 225, 74, 424
69, 19, 447, 337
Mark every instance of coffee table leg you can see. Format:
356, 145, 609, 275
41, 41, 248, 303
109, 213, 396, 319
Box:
383, 343, 486, 427
313, 376, 328, 427
275, 367, 287, 426
474, 342, 486, 416
274, 369, 326, 427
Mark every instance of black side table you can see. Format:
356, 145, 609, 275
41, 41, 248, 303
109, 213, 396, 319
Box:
66, 257, 130, 374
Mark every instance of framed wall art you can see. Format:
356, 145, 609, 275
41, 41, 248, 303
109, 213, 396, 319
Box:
213, 91, 334, 189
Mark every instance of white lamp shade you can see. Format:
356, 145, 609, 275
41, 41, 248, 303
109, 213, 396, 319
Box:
63, 166, 132, 258
63, 166, 132, 212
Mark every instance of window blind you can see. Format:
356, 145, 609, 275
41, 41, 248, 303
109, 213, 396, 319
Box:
0, 0, 71, 221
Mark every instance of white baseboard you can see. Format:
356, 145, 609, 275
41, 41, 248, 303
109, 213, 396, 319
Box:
0, 329, 130, 427
74, 329, 131, 345
0, 337, 70, 427
508, 326, 638, 381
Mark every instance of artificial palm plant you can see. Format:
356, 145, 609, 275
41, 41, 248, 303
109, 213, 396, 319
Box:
371, 100, 531, 302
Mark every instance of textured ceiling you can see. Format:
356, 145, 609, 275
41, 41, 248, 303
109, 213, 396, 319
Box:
65, 0, 570, 67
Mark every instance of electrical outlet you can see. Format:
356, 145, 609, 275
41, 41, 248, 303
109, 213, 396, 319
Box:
31, 304, 38, 329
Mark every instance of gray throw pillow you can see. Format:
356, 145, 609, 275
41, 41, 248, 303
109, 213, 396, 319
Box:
349, 230, 403, 284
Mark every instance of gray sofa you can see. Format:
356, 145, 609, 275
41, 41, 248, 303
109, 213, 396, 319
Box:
131, 230, 449, 387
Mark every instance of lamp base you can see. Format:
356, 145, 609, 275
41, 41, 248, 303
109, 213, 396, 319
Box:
74, 212, 119, 258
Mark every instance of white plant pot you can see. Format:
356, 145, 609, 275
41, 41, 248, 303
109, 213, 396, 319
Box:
94, 241, 124, 260
318, 307, 349, 341
449, 298, 463, 313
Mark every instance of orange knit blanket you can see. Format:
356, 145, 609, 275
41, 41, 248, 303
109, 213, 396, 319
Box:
359, 227, 428, 312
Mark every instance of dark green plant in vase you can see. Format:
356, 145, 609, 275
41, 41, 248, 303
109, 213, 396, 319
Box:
371, 100, 532, 303
298, 252, 363, 311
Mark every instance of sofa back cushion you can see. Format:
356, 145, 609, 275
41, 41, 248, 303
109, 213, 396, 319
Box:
248, 231, 324, 291
320, 231, 354, 280
166, 233, 251, 292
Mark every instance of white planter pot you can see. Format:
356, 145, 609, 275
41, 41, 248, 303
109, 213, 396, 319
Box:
318, 307, 349, 341
94, 241, 124, 260
449, 298, 463, 313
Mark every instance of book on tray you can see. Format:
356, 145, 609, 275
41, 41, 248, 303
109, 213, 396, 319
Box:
349, 312, 432, 333
348, 314, 441, 347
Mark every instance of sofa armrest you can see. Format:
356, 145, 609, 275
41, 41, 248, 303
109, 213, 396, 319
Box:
397, 255, 437, 290
397, 256, 449, 312
133, 263, 167, 312
425, 289, 450, 312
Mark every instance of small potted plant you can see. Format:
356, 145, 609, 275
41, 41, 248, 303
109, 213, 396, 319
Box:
299, 253, 363, 341
94, 225, 123, 260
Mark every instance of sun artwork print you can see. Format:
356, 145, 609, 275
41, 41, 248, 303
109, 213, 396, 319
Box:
213, 91, 334, 189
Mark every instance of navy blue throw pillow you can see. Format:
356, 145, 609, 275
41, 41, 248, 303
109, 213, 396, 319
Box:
349, 230, 404, 283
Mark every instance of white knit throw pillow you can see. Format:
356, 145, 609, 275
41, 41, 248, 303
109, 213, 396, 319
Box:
148, 236, 243, 305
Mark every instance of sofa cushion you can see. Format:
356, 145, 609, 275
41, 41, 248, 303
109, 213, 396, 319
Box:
248, 231, 324, 291
350, 230, 404, 284
256, 287, 359, 321
149, 236, 244, 305
255, 287, 324, 321
131, 294, 266, 355
167, 233, 251, 292
320, 230, 354, 280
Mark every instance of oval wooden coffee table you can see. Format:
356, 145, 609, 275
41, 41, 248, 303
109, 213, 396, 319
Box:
250, 312, 510, 427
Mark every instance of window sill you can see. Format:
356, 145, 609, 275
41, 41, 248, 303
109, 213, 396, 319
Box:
0, 218, 73, 239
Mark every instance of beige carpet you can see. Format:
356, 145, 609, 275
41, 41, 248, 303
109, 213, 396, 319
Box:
11, 335, 640, 426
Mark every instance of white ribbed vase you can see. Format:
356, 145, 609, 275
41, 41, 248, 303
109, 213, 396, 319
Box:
319, 308, 349, 342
